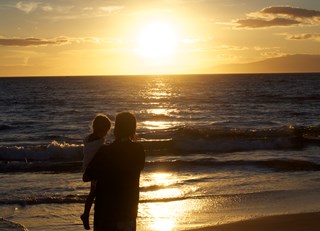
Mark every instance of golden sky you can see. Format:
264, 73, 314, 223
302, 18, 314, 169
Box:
0, 0, 319, 76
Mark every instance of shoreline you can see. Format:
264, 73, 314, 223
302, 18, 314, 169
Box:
0, 217, 28, 231
187, 212, 320, 231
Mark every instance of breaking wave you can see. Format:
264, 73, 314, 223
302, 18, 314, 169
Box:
1, 125, 320, 162
0, 125, 320, 172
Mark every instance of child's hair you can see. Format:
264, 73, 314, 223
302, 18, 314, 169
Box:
91, 114, 111, 133
114, 112, 136, 139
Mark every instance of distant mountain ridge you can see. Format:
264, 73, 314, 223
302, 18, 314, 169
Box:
213, 54, 320, 73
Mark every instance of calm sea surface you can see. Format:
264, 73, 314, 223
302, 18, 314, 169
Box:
1, 74, 320, 230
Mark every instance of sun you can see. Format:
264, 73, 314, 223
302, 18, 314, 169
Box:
136, 21, 178, 60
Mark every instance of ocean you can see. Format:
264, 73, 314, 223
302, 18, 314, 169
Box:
1, 73, 320, 230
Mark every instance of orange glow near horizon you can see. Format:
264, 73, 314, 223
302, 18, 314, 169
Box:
1, 2, 319, 76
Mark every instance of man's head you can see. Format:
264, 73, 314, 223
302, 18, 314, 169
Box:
114, 112, 136, 140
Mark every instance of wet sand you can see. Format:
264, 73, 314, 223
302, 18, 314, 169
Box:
188, 212, 320, 231
0, 217, 28, 231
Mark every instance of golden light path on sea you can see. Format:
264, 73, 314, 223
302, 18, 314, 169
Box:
138, 171, 251, 230
139, 77, 182, 130
139, 173, 201, 231
142, 121, 179, 130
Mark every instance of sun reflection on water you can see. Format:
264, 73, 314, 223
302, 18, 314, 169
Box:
138, 77, 183, 131
145, 173, 184, 199
140, 173, 182, 230
148, 108, 169, 115
139, 198, 204, 231
148, 205, 176, 231
139, 172, 201, 231
149, 91, 173, 100
140, 77, 174, 100
142, 121, 179, 130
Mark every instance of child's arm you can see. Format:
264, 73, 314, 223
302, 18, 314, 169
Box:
83, 156, 99, 182
83, 145, 108, 182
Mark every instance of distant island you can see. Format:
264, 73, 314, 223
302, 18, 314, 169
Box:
213, 54, 320, 73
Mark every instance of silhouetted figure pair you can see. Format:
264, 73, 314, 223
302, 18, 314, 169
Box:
83, 112, 145, 231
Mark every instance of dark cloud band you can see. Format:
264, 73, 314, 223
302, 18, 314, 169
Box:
0, 37, 69, 46
235, 5, 320, 29
236, 18, 300, 28
287, 33, 320, 41
261, 6, 320, 18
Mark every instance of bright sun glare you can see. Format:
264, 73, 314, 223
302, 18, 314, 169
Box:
136, 21, 178, 60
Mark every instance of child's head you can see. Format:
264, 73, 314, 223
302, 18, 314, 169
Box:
91, 114, 111, 137
114, 112, 136, 140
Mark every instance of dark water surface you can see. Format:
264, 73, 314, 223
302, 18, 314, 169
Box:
1, 74, 320, 230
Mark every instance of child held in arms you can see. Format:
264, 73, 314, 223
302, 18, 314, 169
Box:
81, 114, 111, 230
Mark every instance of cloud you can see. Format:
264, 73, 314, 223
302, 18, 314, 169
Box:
236, 18, 300, 28
286, 33, 320, 42
253, 46, 280, 51
99, 6, 124, 13
13, 2, 124, 18
0, 37, 71, 46
41, 5, 53, 12
0, 36, 121, 47
259, 52, 287, 58
82, 37, 121, 44
261, 6, 320, 18
234, 6, 320, 29
16, 1, 40, 13
186, 45, 249, 54
15, 1, 60, 13
213, 45, 249, 51
251, 46, 285, 58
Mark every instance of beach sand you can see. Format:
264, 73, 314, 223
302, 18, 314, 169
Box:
0, 217, 28, 231
188, 212, 320, 231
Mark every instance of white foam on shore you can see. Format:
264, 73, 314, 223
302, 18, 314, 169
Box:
0, 217, 28, 231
